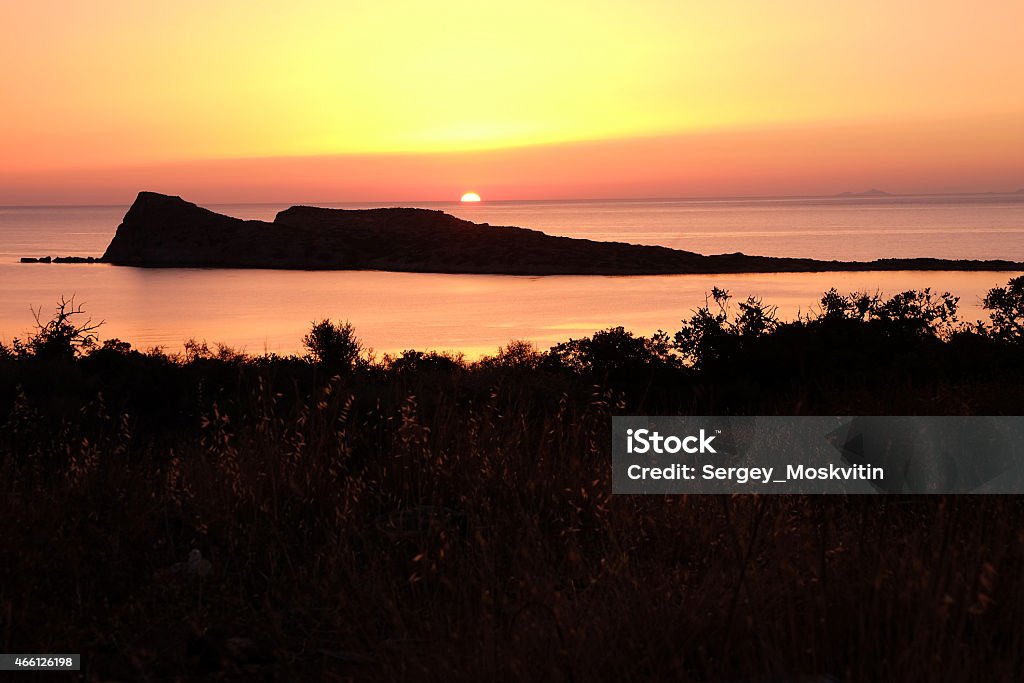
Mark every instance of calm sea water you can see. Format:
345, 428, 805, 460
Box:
1, 194, 1022, 357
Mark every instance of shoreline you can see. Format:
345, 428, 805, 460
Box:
18, 256, 1024, 275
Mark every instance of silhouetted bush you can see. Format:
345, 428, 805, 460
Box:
673, 287, 779, 369
16, 296, 103, 361
817, 287, 880, 321
548, 326, 679, 377
807, 287, 960, 337
302, 318, 364, 373
98, 338, 132, 354
983, 275, 1024, 343
479, 339, 544, 371
874, 288, 960, 337
387, 349, 465, 377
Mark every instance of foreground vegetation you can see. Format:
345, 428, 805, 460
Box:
2, 278, 1024, 680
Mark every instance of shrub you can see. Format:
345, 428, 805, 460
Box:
983, 275, 1024, 343
98, 338, 132, 354
874, 288, 960, 338
808, 288, 960, 338
302, 319, 364, 373
548, 326, 677, 377
480, 339, 544, 371
387, 349, 465, 376
673, 288, 778, 369
816, 288, 881, 322
24, 296, 103, 360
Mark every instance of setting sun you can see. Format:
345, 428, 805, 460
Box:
460, 192, 482, 202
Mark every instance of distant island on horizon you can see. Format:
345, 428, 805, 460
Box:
67, 191, 1022, 276
835, 189, 892, 197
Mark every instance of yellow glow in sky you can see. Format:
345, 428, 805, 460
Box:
2, 1, 1023, 201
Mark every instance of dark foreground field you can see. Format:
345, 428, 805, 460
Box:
3, 278, 1024, 681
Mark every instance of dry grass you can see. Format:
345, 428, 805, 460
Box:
2, 361, 1023, 681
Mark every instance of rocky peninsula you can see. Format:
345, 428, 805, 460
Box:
99, 192, 1024, 274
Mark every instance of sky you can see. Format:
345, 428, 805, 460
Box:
2, 0, 1023, 204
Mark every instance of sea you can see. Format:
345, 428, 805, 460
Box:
1, 194, 1022, 358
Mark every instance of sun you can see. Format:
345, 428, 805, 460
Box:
460, 192, 482, 202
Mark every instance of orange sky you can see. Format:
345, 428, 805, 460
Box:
2, 1, 1023, 204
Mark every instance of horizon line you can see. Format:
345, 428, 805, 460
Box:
3, 188, 1024, 211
